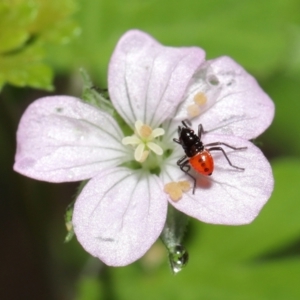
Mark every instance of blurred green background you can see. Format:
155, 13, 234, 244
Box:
1, 0, 300, 299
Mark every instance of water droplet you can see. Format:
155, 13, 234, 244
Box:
207, 75, 219, 86
169, 244, 189, 274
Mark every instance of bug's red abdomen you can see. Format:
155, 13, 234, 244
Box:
189, 150, 214, 176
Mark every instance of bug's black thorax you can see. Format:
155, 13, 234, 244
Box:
179, 127, 204, 157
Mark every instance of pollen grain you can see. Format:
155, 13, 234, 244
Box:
164, 180, 191, 201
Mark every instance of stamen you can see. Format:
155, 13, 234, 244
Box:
147, 142, 163, 155
152, 127, 165, 138
135, 143, 145, 161
139, 150, 149, 162
122, 135, 141, 145
123, 120, 165, 163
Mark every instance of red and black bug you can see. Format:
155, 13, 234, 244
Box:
173, 120, 247, 194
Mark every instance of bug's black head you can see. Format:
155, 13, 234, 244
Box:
175, 121, 204, 157
177, 120, 193, 138
178, 126, 194, 139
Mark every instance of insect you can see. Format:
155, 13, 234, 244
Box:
173, 120, 247, 194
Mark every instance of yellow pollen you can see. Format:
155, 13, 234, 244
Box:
178, 180, 191, 192
164, 180, 191, 202
187, 103, 201, 118
194, 92, 207, 106
140, 125, 152, 138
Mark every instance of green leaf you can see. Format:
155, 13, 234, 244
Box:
0, 0, 79, 90
0, 44, 53, 90
41, 20, 81, 45
28, 0, 80, 44
0, 1, 37, 53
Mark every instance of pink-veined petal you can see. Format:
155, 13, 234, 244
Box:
175, 56, 274, 139
14, 96, 129, 182
72, 167, 168, 266
161, 134, 274, 225
108, 29, 205, 129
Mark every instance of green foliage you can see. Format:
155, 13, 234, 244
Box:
77, 276, 103, 300
262, 74, 300, 157
47, 0, 300, 83
0, 0, 79, 91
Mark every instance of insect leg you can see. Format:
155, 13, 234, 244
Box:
177, 156, 197, 194
198, 123, 206, 139
207, 147, 245, 171
177, 155, 187, 166
177, 125, 182, 136
173, 125, 183, 144
204, 142, 247, 151
182, 119, 192, 128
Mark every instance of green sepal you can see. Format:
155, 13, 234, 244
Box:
64, 180, 88, 243
64, 200, 75, 243
160, 204, 189, 273
80, 68, 114, 114
80, 68, 133, 136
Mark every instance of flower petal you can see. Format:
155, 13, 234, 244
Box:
161, 135, 274, 225
14, 96, 129, 182
72, 167, 168, 266
175, 56, 275, 139
108, 29, 205, 128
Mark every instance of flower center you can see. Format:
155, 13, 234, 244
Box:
122, 120, 165, 163
139, 124, 152, 138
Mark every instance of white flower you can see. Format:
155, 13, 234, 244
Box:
14, 30, 274, 266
